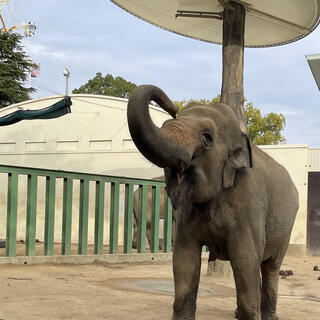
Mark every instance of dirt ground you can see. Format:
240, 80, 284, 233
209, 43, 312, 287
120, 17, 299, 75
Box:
0, 255, 319, 320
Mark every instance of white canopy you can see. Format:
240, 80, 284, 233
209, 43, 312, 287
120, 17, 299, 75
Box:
110, 0, 320, 48
306, 54, 320, 91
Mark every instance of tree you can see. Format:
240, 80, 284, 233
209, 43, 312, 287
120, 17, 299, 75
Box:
0, 32, 35, 108
174, 95, 221, 111
72, 72, 137, 98
174, 97, 286, 145
245, 102, 286, 145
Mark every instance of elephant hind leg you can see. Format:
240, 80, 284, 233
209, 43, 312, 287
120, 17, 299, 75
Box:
261, 235, 291, 320
132, 210, 138, 249
260, 260, 280, 320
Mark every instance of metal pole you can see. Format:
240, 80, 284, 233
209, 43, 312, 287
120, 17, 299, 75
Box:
65, 76, 69, 96
0, 14, 7, 31
63, 67, 70, 96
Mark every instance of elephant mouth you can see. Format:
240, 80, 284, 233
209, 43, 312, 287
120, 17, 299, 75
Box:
166, 166, 194, 210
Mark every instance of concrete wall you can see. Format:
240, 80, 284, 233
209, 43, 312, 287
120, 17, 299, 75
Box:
309, 148, 320, 171
0, 95, 314, 249
259, 145, 309, 247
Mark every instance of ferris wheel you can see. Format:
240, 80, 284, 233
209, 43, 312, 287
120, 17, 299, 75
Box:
0, 0, 36, 37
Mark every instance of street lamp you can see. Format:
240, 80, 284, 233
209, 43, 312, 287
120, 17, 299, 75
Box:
306, 54, 320, 92
63, 67, 71, 96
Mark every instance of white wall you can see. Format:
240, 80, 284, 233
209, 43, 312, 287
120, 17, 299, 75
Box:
0, 94, 168, 178
309, 148, 320, 171
260, 145, 309, 247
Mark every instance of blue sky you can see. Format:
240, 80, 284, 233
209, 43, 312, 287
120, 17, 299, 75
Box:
3, 0, 320, 146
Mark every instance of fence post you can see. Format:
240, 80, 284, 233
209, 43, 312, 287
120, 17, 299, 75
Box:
44, 176, 56, 256
164, 193, 173, 253
6, 173, 18, 257
25, 174, 38, 256
61, 178, 73, 255
94, 180, 105, 254
78, 179, 89, 255
124, 183, 134, 253
150, 185, 160, 253
137, 184, 147, 253
109, 181, 120, 253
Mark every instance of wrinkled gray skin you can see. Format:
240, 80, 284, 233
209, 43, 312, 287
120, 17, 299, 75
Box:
132, 175, 177, 249
127, 85, 299, 320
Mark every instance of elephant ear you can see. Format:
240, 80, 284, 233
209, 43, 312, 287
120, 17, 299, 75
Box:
223, 134, 252, 188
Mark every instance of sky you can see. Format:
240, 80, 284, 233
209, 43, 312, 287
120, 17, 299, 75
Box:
2, 0, 320, 147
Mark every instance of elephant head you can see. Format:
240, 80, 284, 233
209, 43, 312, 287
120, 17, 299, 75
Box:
127, 85, 252, 209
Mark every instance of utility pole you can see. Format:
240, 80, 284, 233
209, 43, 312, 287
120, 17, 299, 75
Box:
63, 67, 70, 96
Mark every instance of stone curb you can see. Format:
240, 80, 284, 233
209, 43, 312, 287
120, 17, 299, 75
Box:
0, 252, 210, 265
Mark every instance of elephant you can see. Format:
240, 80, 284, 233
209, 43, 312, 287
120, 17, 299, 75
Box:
132, 175, 177, 250
127, 85, 299, 320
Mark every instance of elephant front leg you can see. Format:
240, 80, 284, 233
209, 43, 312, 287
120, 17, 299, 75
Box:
172, 230, 202, 320
229, 245, 262, 320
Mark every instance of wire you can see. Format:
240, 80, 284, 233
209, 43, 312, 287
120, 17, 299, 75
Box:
16, 0, 26, 24
28, 78, 62, 96
71, 96, 127, 112
6, 1, 15, 27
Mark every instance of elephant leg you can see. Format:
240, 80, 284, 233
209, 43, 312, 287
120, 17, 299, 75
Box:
132, 211, 138, 249
172, 219, 176, 248
172, 230, 202, 320
260, 237, 289, 320
146, 221, 152, 249
229, 244, 262, 320
260, 261, 280, 320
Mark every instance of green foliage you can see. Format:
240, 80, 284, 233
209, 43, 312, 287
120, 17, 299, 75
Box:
245, 102, 286, 145
174, 95, 220, 111
0, 32, 36, 108
174, 96, 286, 145
72, 72, 137, 98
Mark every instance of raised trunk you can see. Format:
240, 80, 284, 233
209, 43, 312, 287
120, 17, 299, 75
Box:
127, 85, 190, 168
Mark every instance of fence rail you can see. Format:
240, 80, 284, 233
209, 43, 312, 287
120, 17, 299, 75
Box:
0, 164, 173, 258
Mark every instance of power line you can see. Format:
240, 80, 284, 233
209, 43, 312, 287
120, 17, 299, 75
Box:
28, 79, 62, 96
5, 0, 15, 27
71, 96, 127, 111
16, 0, 26, 24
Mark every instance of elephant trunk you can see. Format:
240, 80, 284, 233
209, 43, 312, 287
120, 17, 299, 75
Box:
127, 85, 190, 169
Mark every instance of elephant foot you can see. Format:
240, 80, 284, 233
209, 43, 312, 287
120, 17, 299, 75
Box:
235, 308, 263, 320
262, 314, 278, 320
172, 314, 195, 320
261, 307, 278, 320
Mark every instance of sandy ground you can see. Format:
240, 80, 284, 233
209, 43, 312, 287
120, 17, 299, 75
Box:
0, 255, 319, 320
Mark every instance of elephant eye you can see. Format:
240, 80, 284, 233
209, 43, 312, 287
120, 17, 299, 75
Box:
202, 132, 213, 146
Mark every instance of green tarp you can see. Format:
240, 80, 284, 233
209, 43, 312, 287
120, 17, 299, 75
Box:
0, 96, 72, 126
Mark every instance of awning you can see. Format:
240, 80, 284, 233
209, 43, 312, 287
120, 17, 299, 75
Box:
109, 0, 320, 48
306, 54, 320, 91
0, 96, 72, 126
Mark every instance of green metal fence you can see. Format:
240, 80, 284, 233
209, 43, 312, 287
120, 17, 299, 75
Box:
0, 164, 173, 257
